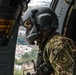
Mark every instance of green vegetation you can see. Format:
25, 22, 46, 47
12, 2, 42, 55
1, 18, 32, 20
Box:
15, 58, 24, 65
14, 26, 37, 75
15, 49, 37, 65
14, 49, 37, 75
14, 70, 22, 75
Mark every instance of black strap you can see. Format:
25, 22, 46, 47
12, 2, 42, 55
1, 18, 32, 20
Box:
39, 32, 59, 50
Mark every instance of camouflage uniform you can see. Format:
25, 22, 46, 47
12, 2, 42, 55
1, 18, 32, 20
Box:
42, 34, 75, 75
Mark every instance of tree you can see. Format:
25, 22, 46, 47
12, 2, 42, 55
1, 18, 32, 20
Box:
14, 70, 22, 75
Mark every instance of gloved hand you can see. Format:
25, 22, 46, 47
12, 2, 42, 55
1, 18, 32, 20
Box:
37, 62, 54, 75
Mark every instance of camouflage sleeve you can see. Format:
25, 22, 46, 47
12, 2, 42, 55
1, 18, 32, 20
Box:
43, 35, 75, 75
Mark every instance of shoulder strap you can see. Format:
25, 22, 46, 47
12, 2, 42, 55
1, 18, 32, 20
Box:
39, 32, 59, 50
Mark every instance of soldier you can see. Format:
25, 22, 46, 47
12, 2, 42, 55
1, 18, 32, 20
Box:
22, 7, 76, 75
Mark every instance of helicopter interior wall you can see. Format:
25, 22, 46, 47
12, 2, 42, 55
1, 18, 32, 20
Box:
65, 9, 76, 42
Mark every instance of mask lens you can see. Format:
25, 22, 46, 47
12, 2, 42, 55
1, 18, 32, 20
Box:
24, 19, 32, 29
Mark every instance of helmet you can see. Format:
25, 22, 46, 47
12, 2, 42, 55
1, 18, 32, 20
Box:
22, 7, 58, 44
